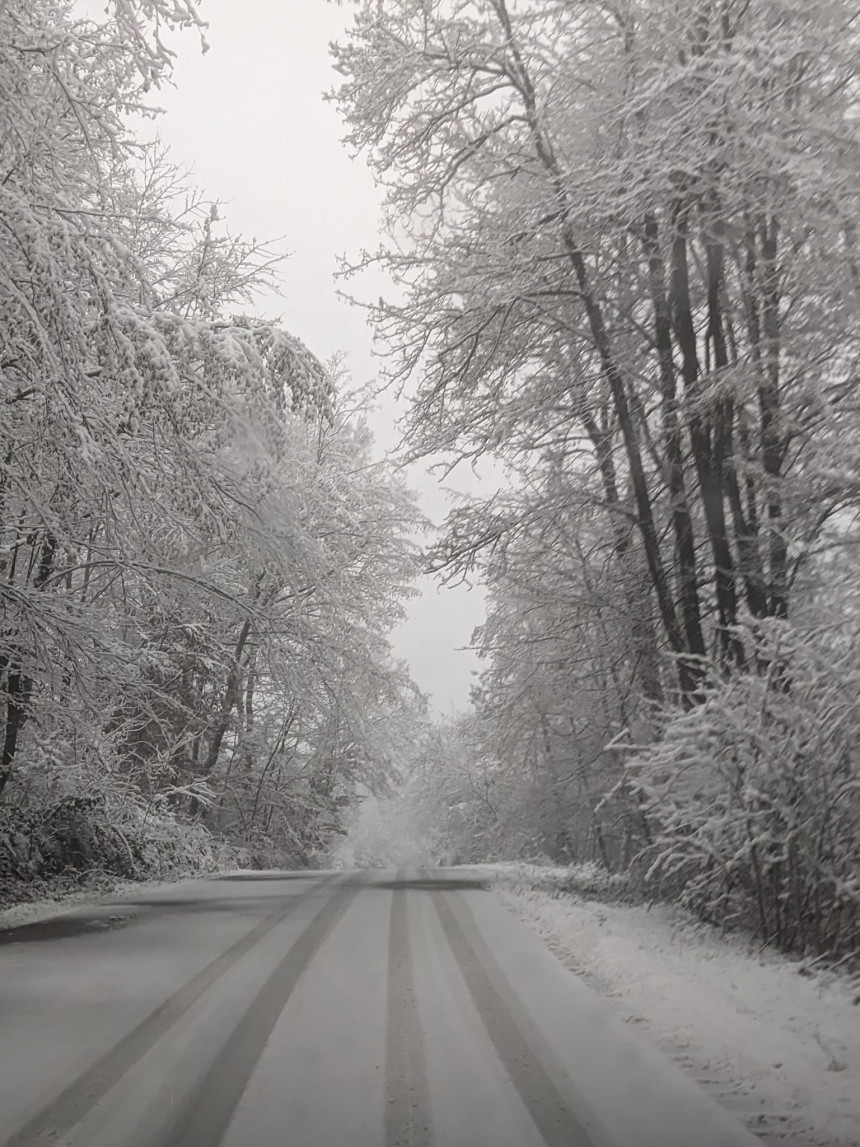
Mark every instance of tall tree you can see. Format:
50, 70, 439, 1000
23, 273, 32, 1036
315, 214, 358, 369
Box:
334, 0, 860, 696
0, 0, 422, 867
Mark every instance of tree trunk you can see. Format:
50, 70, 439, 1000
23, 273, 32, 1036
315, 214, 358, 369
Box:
0, 532, 58, 796
643, 214, 706, 662
759, 215, 788, 618
671, 205, 741, 662
493, 0, 698, 699
203, 618, 253, 776
582, 409, 664, 705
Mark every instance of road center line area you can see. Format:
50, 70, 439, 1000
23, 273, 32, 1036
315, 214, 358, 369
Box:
0, 870, 766, 1147
385, 880, 433, 1147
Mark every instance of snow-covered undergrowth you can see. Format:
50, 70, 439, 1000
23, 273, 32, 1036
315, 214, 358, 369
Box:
0, 793, 303, 914
2, 800, 220, 907
473, 862, 860, 1147
470, 858, 633, 900
624, 626, 860, 970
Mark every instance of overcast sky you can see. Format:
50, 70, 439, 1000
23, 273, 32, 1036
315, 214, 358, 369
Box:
139, 0, 489, 714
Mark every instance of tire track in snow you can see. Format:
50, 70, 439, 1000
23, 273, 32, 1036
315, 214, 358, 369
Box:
160, 877, 361, 1147
0, 874, 334, 1147
432, 889, 599, 1147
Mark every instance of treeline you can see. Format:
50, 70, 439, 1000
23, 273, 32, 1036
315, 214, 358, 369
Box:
0, 0, 420, 899
335, 0, 860, 965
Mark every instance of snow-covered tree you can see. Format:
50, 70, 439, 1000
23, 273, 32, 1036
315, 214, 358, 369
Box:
334, 0, 860, 691
333, 0, 860, 959
0, 0, 422, 875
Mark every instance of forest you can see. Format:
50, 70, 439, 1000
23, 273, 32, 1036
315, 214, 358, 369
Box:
1, 0, 858, 970
0, 0, 423, 895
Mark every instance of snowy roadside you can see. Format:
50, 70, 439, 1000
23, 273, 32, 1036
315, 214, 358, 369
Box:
469, 863, 860, 1147
0, 865, 324, 933
0, 874, 195, 933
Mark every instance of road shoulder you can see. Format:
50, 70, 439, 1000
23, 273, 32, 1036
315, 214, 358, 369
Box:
472, 863, 860, 1147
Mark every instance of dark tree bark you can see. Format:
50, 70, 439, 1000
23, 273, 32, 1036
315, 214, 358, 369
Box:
582, 407, 664, 705
759, 215, 789, 619
643, 214, 706, 663
203, 617, 253, 777
0, 532, 57, 796
492, 0, 703, 698
671, 204, 741, 662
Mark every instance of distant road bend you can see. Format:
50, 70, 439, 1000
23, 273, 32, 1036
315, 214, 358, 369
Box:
0, 869, 763, 1147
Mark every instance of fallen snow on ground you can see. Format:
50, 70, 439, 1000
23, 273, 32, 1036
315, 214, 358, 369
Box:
0, 868, 325, 933
3, 861, 857, 1146
470, 863, 860, 1147
0, 876, 193, 932
212, 867, 324, 878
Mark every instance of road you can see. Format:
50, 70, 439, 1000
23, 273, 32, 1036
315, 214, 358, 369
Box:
0, 868, 764, 1147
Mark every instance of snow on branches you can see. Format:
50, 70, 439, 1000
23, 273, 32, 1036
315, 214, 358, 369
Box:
332, 0, 860, 962
0, 0, 420, 865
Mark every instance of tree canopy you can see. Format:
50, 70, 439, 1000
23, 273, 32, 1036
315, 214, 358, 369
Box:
0, 0, 423, 882
333, 0, 860, 964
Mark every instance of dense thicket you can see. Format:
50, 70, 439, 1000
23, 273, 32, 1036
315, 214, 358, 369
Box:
0, 0, 420, 897
335, 0, 860, 963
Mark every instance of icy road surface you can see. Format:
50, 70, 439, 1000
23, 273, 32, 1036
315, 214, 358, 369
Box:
0, 869, 764, 1147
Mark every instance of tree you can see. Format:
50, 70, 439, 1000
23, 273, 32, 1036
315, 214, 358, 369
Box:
333, 0, 860, 695
472, 471, 656, 868
0, 0, 422, 875
333, 1, 860, 959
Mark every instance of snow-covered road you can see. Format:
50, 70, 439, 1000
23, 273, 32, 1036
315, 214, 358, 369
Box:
0, 869, 763, 1147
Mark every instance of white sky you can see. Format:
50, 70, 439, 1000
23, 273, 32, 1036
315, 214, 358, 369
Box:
136, 0, 490, 714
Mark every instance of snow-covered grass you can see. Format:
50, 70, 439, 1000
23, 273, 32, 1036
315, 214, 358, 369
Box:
471, 862, 860, 1147
465, 858, 632, 899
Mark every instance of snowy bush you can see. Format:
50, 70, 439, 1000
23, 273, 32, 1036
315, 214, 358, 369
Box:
468, 859, 631, 904
0, 775, 303, 909
626, 622, 860, 966
560, 860, 632, 901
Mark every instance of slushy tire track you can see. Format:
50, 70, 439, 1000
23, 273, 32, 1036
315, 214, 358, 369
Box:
432, 890, 598, 1147
161, 878, 361, 1147
385, 880, 433, 1147
0, 875, 334, 1147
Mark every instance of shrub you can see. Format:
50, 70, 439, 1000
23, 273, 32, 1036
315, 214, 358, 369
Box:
626, 621, 860, 967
